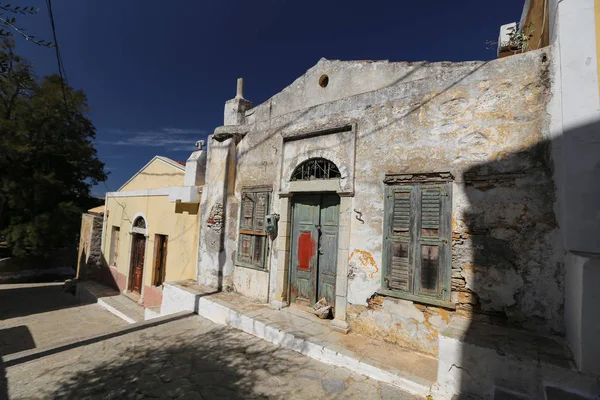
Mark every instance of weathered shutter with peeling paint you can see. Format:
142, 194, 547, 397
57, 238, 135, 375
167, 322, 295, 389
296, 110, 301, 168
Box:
253, 193, 268, 232
238, 190, 270, 269
383, 182, 451, 304
385, 187, 414, 292
241, 193, 255, 230
416, 185, 446, 299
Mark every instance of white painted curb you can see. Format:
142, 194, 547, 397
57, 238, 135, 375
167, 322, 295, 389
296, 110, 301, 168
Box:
97, 298, 137, 324
195, 296, 432, 396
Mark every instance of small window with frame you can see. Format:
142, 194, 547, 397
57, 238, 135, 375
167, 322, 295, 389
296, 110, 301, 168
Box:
237, 188, 270, 270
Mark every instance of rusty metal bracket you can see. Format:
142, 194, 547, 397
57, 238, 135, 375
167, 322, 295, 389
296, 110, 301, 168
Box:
354, 209, 364, 224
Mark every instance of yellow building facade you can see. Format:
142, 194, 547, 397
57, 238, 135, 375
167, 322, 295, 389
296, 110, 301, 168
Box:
100, 155, 204, 307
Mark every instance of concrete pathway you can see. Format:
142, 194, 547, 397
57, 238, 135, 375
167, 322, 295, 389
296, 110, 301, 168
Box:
5, 313, 423, 399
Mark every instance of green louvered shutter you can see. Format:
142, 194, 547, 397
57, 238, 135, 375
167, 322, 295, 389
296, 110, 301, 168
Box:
416, 184, 450, 300
385, 187, 414, 292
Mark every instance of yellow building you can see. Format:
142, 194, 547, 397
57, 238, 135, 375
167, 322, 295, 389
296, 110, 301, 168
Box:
100, 152, 205, 307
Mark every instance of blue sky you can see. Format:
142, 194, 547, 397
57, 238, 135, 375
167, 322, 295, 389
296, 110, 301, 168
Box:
13, 0, 524, 197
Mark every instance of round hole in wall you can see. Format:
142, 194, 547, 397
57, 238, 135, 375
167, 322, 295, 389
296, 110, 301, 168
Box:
319, 74, 329, 88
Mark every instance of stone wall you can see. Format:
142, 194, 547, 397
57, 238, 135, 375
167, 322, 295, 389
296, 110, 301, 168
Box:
76, 212, 104, 280
205, 48, 562, 356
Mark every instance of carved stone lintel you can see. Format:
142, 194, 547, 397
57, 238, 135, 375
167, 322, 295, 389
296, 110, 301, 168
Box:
213, 125, 248, 142
384, 171, 454, 184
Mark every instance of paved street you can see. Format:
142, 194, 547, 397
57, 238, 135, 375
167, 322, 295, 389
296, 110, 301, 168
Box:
1, 283, 422, 399
0, 282, 126, 356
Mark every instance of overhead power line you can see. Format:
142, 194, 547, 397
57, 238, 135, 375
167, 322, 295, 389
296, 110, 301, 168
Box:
45, 0, 68, 110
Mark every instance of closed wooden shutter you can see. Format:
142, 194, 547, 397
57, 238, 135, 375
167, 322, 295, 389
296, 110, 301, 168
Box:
392, 189, 411, 234
241, 193, 255, 230
417, 185, 446, 297
421, 187, 441, 238
238, 190, 271, 269
383, 182, 451, 303
386, 187, 414, 292
253, 193, 268, 232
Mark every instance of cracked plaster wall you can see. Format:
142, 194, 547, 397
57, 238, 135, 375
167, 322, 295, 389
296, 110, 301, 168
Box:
208, 49, 563, 356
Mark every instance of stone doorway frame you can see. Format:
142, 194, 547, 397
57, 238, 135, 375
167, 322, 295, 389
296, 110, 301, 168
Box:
271, 179, 352, 334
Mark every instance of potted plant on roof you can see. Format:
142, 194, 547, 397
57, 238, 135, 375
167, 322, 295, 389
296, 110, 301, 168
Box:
498, 22, 535, 58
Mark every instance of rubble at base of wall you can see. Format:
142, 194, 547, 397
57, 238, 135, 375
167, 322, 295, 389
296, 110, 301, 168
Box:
347, 295, 453, 356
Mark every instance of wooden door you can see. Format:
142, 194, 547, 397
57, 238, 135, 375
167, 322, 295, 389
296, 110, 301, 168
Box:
153, 234, 168, 286
317, 194, 339, 305
290, 195, 320, 305
290, 194, 340, 307
129, 233, 146, 294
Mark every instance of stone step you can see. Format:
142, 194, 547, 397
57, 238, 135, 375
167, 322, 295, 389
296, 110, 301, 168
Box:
97, 294, 145, 323
77, 281, 145, 323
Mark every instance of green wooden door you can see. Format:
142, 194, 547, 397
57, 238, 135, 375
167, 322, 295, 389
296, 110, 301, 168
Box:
290, 194, 340, 306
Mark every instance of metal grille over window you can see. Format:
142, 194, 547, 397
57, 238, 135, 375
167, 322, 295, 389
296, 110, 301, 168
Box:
238, 190, 270, 269
133, 217, 146, 229
291, 158, 341, 181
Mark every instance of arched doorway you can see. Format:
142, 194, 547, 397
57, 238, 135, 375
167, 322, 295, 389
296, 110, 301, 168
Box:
129, 215, 147, 295
289, 158, 341, 309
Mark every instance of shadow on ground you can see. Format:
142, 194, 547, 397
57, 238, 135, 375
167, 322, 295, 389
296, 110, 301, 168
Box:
0, 357, 6, 400
40, 324, 304, 399
0, 326, 35, 357
0, 283, 89, 321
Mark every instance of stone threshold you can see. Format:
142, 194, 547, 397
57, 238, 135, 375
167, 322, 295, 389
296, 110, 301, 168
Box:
161, 280, 438, 397
76, 281, 145, 324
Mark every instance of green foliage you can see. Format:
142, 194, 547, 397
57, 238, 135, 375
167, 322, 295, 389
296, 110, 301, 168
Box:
0, 39, 106, 257
503, 22, 535, 52
0, 3, 54, 48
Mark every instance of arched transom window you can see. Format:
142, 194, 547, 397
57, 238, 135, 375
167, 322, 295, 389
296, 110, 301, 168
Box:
133, 216, 146, 229
291, 158, 341, 181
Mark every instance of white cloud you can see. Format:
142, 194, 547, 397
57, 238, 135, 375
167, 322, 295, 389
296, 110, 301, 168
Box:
99, 127, 206, 151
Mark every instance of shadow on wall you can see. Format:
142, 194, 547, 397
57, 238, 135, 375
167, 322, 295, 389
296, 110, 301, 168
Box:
455, 122, 599, 397
78, 249, 121, 291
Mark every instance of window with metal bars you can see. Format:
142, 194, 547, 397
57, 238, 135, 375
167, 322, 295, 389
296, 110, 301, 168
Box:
237, 190, 270, 270
380, 181, 452, 307
291, 158, 341, 181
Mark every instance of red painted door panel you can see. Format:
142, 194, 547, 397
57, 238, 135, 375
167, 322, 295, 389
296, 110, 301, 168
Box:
290, 194, 339, 307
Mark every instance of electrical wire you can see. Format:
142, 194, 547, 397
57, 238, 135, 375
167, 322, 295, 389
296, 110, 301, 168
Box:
45, 0, 69, 110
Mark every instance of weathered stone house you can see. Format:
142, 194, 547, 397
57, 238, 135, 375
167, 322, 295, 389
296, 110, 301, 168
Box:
187, 0, 600, 394
198, 44, 562, 347
86, 0, 599, 397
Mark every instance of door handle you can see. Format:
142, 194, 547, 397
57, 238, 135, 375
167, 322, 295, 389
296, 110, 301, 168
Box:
315, 225, 323, 254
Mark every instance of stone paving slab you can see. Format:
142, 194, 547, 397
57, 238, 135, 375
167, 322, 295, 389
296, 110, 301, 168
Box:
163, 281, 438, 396
0, 282, 126, 357
5, 313, 423, 400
